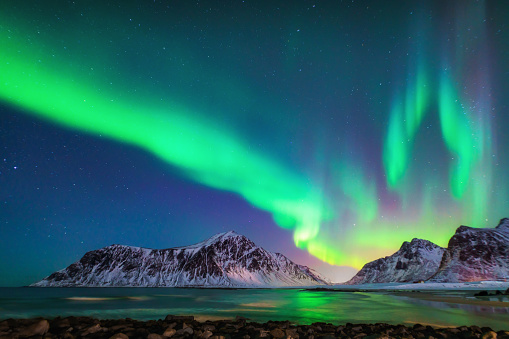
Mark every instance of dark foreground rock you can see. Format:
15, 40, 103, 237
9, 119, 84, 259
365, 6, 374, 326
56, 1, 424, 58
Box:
474, 289, 509, 297
1, 315, 509, 339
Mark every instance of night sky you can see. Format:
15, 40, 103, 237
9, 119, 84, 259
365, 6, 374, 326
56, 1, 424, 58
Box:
1, 1, 508, 286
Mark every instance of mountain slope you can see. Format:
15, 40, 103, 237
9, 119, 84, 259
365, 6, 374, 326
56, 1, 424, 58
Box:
429, 218, 509, 283
32, 231, 329, 287
345, 238, 445, 284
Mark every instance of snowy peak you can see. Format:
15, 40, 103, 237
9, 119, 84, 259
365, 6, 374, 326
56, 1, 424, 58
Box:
430, 218, 509, 283
496, 218, 509, 230
105, 244, 144, 251
454, 218, 509, 235
215, 230, 243, 238
32, 231, 329, 287
176, 230, 254, 250
347, 217, 509, 285
400, 238, 438, 252
195, 230, 245, 244
346, 238, 445, 285
455, 225, 473, 234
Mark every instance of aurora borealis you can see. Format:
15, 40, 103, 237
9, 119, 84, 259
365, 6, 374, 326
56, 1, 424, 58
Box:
1, 1, 508, 285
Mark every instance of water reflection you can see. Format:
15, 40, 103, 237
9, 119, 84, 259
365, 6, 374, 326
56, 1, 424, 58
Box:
1, 288, 509, 331
399, 294, 509, 315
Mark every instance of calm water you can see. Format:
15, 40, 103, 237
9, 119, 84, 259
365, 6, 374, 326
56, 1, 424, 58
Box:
1, 288, 509, 330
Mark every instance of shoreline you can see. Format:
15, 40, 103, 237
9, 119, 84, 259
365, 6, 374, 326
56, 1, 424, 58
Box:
1, 315, 508, 339
18, 280, 509, 290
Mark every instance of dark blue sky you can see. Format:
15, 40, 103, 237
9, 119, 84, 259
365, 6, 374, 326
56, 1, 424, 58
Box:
1, 1, 508, 285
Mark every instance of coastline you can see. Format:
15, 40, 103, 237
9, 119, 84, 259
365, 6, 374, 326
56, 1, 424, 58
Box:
1, 315, 508, 339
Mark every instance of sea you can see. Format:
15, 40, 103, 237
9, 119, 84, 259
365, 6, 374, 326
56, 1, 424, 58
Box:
1, 288, 509, 331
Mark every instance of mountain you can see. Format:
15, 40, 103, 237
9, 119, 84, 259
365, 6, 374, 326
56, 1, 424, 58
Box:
429, 218, 509, 283
31, 231, 329, 287
345, 238, 445, 285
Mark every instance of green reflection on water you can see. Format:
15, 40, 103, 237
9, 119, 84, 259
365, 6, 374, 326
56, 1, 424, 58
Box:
1, 288, 509, 331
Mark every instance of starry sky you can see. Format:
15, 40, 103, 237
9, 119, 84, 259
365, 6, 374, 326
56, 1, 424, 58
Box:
1, 1, 509, 286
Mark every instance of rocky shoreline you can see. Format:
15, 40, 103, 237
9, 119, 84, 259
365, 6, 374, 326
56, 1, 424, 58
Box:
1, 315, 508, 339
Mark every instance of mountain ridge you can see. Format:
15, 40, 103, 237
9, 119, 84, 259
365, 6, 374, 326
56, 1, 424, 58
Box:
429, 218, 509, 282
32, 231, 330, 287
345, 238, 445, 284
347, 218, 509, 285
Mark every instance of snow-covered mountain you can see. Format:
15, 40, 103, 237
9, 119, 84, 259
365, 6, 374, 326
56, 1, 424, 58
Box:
429, 218, 509, 283
32, 231, 329, 287
345, 238, 445, 284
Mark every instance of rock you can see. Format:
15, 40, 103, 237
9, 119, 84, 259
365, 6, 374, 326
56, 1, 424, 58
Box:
163, 328, 177, 337
165, 315, 195, 322
109, 334, 129, 339
394, 326, 409, 335
147, 334, 165, 339
475, 291, 489, 297
270, 328, 285, 338
18, 319, 50, 337
286, 328, 299, 339
134, 328, 150, 337
3, 315, 506, 339
202, 324, 216, 332
201, 330, 213, 339
364, 334, 391, 339
177, 327, 194, 335
166, 322, 177, 329
448, 328, 461, 335
119, 327, 135, 333
351, 326, 364, 332
471, 326, 483, 333
52, 317, 71, 328
413, 324, 426, 331
482, 331, 497, 339
110, 325, 128, 331
82, 323, 102, 336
